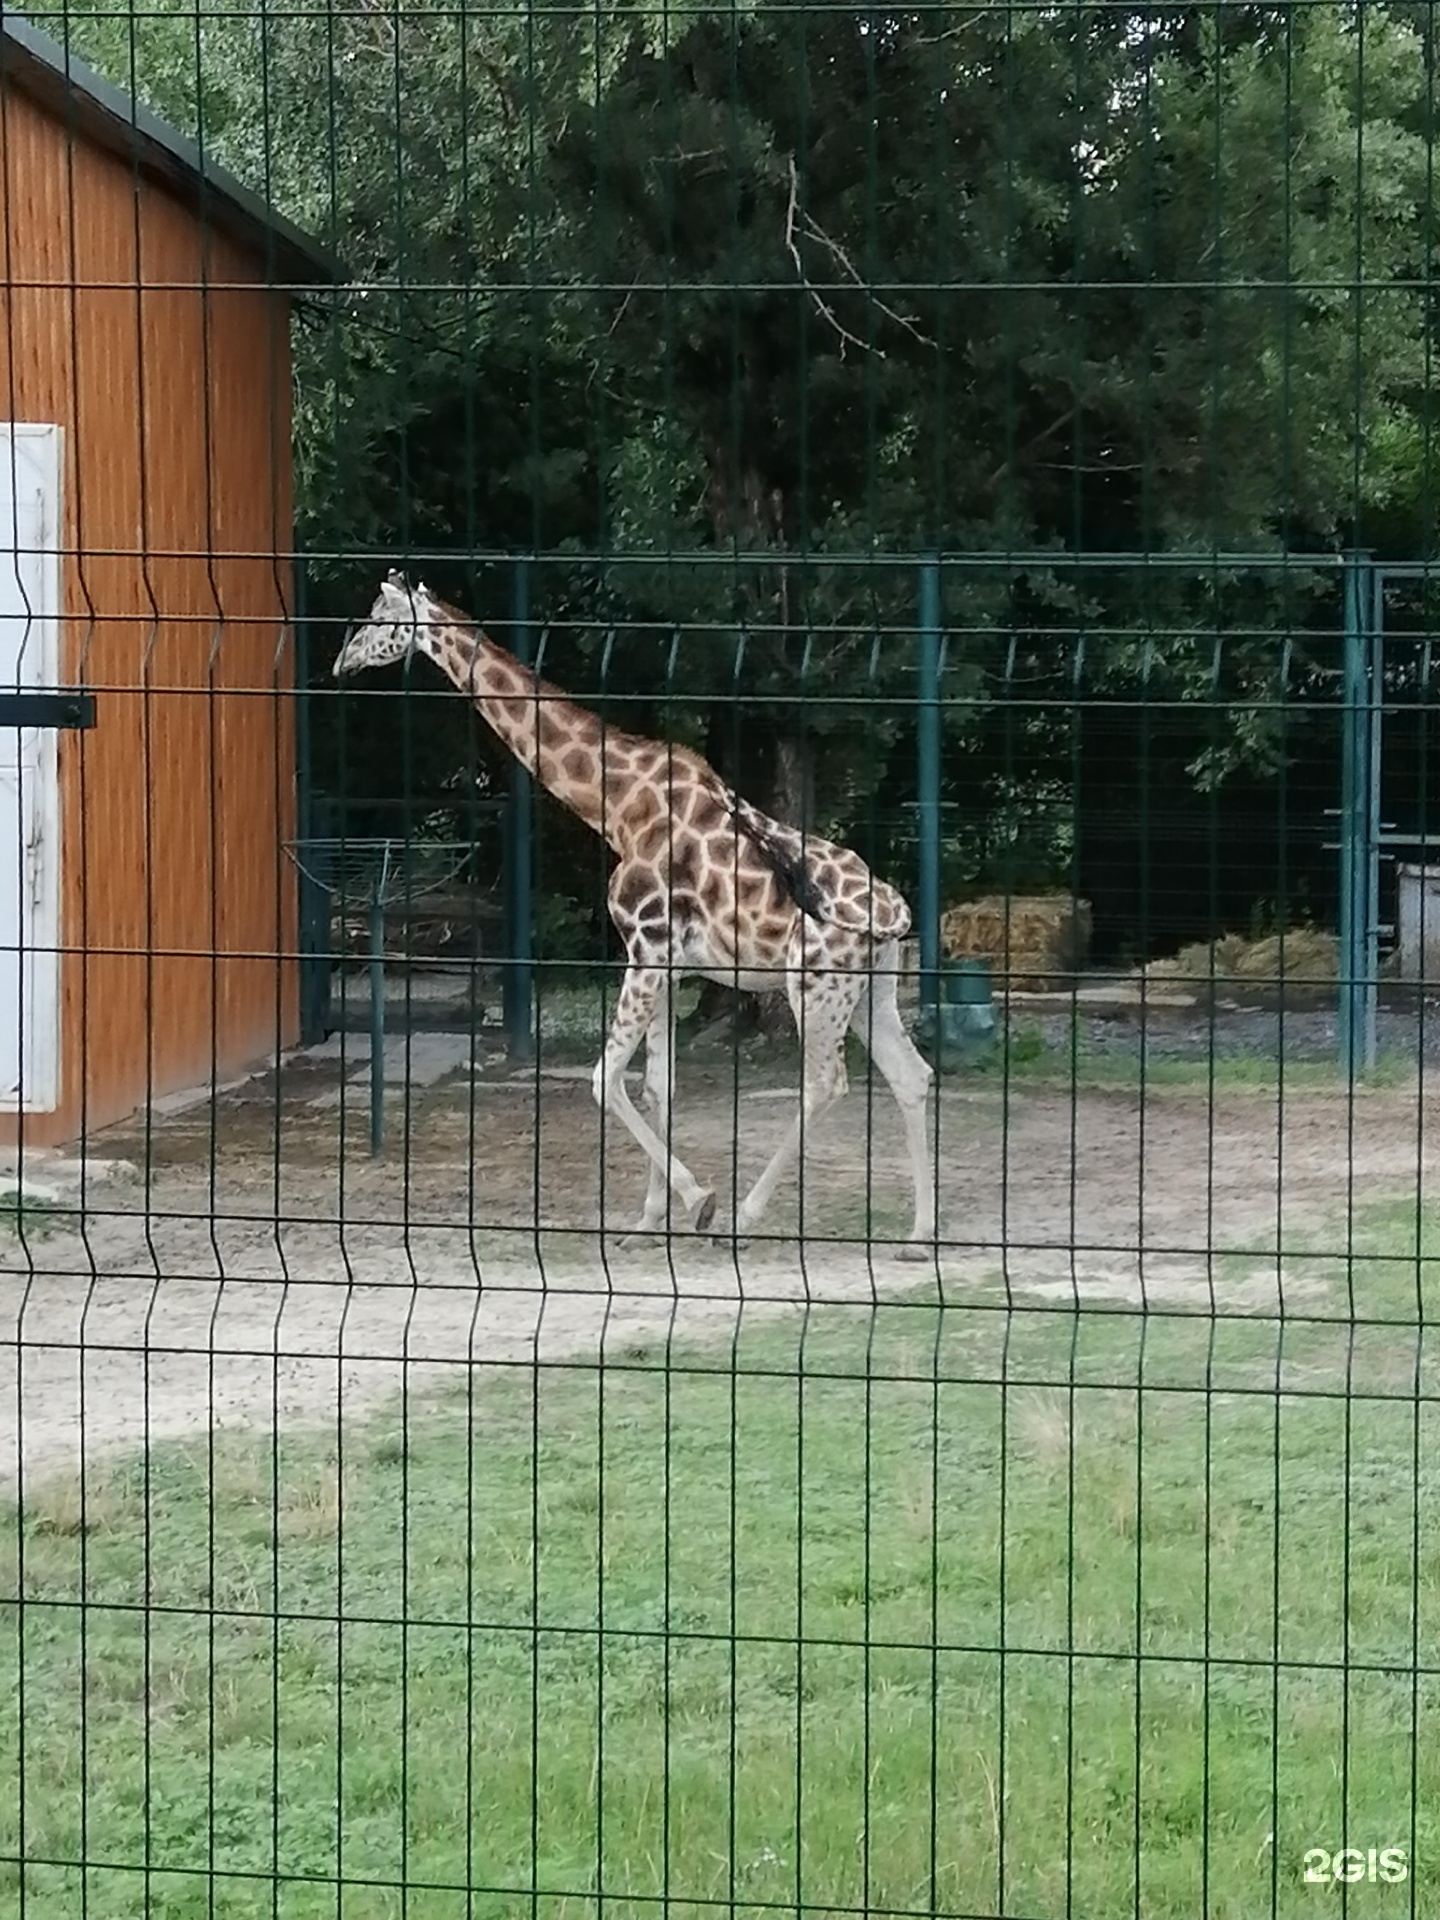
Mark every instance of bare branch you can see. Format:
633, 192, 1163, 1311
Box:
784, 153, 873, 361
796, 207, 936, 349
984, 408, 1077, 490
606, 275, 642, 337
582, 274, 646, 389
909, 13, 987, 47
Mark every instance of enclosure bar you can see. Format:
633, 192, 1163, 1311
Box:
293, 557, 331, 1045
264, 544, 1353, 575
0, 691, 94, 727
1368, 566, 1385, 1070
368, 895, 385, 1154
503, 557, 535, 1058
916, 558, 942, 1010
1338, 552, 1377, 1077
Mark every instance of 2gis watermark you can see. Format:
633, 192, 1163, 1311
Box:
1303, 1847, 1409, 1886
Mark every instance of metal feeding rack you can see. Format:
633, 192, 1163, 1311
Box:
284, 837, 475, 1154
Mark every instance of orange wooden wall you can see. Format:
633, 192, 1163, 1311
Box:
0, 83, 299, 1145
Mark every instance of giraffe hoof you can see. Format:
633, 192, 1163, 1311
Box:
693, 1190, 717, 1233
894, 1239, 937, 1264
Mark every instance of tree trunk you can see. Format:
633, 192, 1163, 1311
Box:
766, 731, 814, 834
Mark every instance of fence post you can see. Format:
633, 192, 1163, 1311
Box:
917, 558, 942, 1013
1338, 551, 1377, 1078
367, 893, 386, 1153
293, 553, 332, 1045
503, 558, 535, 1059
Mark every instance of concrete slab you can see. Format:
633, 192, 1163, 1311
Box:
300, 1032, 374, 1064
148, 1072, 259, 1118
0, 1151, 140, 1204
340, 1031, 476, 1088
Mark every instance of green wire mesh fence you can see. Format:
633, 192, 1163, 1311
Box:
0, 3, 1437, 1915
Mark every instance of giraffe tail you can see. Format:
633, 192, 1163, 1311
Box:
727, 789, 911, 940
730, 802, 832, 923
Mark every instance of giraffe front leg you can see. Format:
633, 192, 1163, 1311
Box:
595, 966, 715, 1240
622, 1001, 673, 1242
618, 987, 714, 1241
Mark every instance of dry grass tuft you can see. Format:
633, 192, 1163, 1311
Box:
22, 1471, 138, 1538
1143, 927, 1338, 1001
940, 893, 1093, 993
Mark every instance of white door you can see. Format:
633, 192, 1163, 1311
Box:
0, 426, 61, 1112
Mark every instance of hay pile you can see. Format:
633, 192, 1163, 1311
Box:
940, 893, 1093, 993
1143, 927, 1338, 1000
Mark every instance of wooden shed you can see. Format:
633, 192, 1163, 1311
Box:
0, 16, 337, 1146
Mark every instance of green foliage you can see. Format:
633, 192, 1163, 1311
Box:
36, 1, 1440, 911
530, 890, 600, 966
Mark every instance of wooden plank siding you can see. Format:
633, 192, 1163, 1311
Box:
0, 81, 298, 1144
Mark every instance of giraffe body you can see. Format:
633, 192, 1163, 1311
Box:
334, 572, 936, 1255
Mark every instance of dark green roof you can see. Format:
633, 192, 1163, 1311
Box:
1, 13, 341, 288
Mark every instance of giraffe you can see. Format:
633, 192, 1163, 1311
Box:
332, 571, 937, 1258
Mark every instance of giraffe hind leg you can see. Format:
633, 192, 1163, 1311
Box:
724, 970, 862, 1242
848, 945, 936, 1259
593, 964, 715, 1236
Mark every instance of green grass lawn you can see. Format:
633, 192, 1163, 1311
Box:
3, 1204, 1439, 1918
951, 1018, 1421, 1094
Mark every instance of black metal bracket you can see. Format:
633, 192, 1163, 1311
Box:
0, 691, 96, 729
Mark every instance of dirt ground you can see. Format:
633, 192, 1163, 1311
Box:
0, 1030, 1433, 1492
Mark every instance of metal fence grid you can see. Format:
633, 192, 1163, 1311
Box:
1, 3, 1437, 1915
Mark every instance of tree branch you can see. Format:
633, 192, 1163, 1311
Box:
784, 153, 873, 361
796, 204, 935, 349
984, 408, 1077, 489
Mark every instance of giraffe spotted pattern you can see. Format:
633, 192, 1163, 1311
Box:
334, 571, 936, 1255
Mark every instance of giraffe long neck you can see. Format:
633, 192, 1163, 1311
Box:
425, 620, 638, 849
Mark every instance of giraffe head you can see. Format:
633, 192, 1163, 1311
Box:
333, 570, 442, 677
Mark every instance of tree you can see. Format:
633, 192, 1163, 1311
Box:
52, 0, 1440, 960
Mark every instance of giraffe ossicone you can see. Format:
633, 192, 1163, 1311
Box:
334, 572, 938, 1257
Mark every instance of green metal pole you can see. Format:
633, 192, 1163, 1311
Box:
369, 894, 385, 1154
293, 553, 331, 1045
917, 558, 942, 1012
1367, 568, 1384, 1072
1339, 552, 1375, 1079
503, 559, 535, 1059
